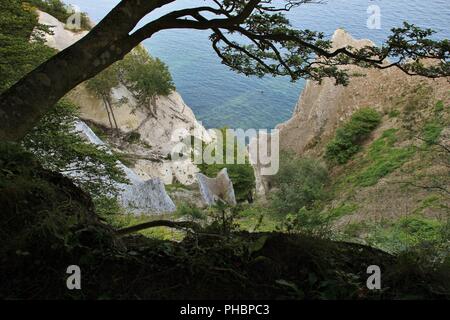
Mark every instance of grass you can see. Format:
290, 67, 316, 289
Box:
236, 206, 282, 232
346, 129, 415, 187
366, 215, 444, 254
388, 109, 401, 118
421, 120, 443, 145
105, 213, 186, 241
325, 108, 382, 164
435, 100, 445, 112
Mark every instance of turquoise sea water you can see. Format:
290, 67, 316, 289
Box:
69, 0, 449, 129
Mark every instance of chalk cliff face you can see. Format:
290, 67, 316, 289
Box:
37, 11, 211, 186
73, 121, 176, 214
268, 29, 449, 224
277, 29, 449, 157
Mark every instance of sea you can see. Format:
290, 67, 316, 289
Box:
69, 0, 449, 129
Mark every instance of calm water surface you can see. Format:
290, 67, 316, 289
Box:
69, 0, 450, 129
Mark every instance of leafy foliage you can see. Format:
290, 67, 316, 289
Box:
205, 1, 450, 84
0, 0, 56, 93
121, 46, 175, 115
325, 108, 382, 164
22, 99, 128, 198
366, 216, 446, 254
271, 154, 329, 215
25, 0, 91, 30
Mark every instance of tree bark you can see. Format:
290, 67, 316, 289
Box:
102, 96, 114, 129
0, 0, 170, 142
116, 220, 202, 236
106, 96, 119, 130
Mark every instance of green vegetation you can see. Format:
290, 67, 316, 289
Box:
175, 203, 206, 221
421, 120, 443, 145
86, 63, 121, 130
121, 46, 175, 116
105, 213, 186, 241
435, 100, 445, 112
325, 108, 382, 164
348, 129, 415, 187
271, 153, 329, 214
22, 99, 128, 201
26, 0, 91, 30
388, 109, 400, 118
86, 46, 175, 129
0, 0, 56, 93
366, 216, 446, 254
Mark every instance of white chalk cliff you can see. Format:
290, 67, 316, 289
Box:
37, 10, 211, 186
277, 29, 448, 156
254, 29, 449, 197
73, 121, 176, 214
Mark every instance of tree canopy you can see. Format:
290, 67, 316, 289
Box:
0, 0, 448, 141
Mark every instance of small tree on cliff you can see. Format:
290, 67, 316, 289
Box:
85, 64, 121, 130
0, 0, 449, 141
120, 46, 175, 118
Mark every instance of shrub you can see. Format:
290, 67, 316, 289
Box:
367, 216, 444, 254
22, 99, 128, 199
279, 207, 331, 237
325, 108, 382, 164
176, 203, 205, 221
126, 131, 141, 144
271, 154, 329, 215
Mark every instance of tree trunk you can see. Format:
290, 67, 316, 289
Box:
102, 96, 114, 129
0, 0, 165, 142
0, 35, 136, 141
106, 96, 119, 130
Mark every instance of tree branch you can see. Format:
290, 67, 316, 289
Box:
116, 219, 202, 236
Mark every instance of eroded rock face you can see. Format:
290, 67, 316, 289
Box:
254, 29, 449, 197
74, 121, 176, 214
277, 29, 449, 156
196, 168, 237, 206
37, 11, 89, 51
37, 10, 211, 186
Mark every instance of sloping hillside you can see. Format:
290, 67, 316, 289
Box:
274, 30, 449, 250
37, 10, 211, 185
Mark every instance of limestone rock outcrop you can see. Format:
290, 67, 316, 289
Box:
73, 121, 176, 214
197, 168, 237, 206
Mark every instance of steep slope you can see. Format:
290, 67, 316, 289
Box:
274, 29, 449, 234
37, 10, 211, 185
277, 29, 449, 156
